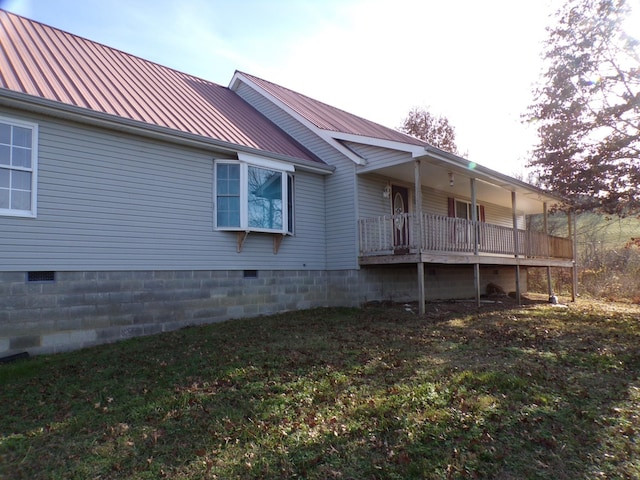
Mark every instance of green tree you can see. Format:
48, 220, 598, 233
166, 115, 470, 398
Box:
399, 107, 459, 154
526, 0, 640, 216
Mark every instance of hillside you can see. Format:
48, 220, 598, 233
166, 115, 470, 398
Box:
532, 212, 640, 248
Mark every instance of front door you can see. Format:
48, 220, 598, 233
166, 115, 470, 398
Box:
392, 185, 409, 254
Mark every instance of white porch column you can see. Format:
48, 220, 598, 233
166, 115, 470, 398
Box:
512, 191, 521, 305
414, 160, 425, 314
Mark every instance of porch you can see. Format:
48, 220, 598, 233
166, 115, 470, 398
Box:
358, 212, 574, 268
354, 149, 578, 313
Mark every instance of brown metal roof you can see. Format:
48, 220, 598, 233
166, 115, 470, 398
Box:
237, 71, 427, 147
0, 10, 321, 164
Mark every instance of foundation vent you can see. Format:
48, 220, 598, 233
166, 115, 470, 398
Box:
27, 271, 56, 282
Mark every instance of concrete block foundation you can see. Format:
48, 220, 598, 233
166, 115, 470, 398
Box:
0, 265, 525, 357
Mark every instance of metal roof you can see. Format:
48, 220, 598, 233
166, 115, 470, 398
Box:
0, 10, 321, 164
233, 72, 567, 208
236, 71, 427, 147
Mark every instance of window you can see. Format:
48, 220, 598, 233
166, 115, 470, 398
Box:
215, 154, 294, 234
447, 198, 486, 247
455, 200, 480, 221
216, 163, 241, 227
449, 198, 485, 222
0, 117, 38, 217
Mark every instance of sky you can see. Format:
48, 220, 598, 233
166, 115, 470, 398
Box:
1, 0, 570, 174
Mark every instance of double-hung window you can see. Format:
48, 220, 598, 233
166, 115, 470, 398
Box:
0, 117, 38, 218
448, 197, 485, 222
215, 153, 294, 234
455, 199, 481, 221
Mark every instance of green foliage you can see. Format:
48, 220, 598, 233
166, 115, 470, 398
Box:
399, 107, 459, 154
526, 0, 640, 215
2, 303, 640, 479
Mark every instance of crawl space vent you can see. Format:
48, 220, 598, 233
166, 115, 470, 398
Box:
27, 271, 56, 282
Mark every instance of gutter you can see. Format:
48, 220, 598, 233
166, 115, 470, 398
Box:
0, 89, 335, 175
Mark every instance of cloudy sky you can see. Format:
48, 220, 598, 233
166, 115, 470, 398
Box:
2, 0, 570, 173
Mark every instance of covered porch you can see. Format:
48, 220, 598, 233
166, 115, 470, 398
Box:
355, 147, 577, 313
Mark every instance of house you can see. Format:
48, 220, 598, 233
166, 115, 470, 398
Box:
0, 10, 576, 357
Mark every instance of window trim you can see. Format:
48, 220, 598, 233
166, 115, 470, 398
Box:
450, 197, 485, 222
0, 116, 38, 218
214, 156, 294, 235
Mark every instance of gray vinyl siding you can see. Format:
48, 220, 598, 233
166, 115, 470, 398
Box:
324, 161, 358, 269
357, 174, 392, 218
0, 109, 327, 271
423, 188, 525, 228
235, 83, 359, 269
346, 142, 410, 169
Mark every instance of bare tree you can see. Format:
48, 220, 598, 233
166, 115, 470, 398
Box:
525, 0, 640, 216
399, 107, 459, 154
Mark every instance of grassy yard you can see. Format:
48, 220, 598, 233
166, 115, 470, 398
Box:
2, 299, 640, 479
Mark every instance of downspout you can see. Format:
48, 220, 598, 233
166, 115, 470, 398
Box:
470, 178, 480, 307
415, 160, 425, 315
512, 191, 521, 305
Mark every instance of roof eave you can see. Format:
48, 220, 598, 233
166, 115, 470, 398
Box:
0, 89, 335, 175
416, 145, 569, 205
328, 131, 426, 154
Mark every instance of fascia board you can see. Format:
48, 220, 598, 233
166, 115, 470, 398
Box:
231, 73, 366, 166
356, 156, 413, 174
328, 130, 426, 155
416, 146, 566, 204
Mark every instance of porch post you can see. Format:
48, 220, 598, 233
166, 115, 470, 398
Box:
414, 160, 425, 314
512, 191, 521, 305
543, 202, 552, 297
471, 178, 480, 307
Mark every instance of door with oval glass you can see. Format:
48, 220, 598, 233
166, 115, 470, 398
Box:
391, 185, 410, 254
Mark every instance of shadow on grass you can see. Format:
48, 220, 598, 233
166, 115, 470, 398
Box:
2, 302, 640, 479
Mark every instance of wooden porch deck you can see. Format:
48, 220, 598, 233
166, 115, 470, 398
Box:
358, 213, 574, 267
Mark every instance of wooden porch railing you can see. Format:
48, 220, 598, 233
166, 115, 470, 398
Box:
358, 213, 573, 259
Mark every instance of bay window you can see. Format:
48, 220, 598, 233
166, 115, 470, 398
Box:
0, 117, 38, 217
215, 154, 294, 234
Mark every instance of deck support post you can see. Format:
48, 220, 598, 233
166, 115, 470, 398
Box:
414, 159, 425, 314
569, 209, 578, 302
474, 264, 480, 307
543, 202, 552, 297
417, 261, 425, 314
512, 191, 521, 305
471, 178, 480, 307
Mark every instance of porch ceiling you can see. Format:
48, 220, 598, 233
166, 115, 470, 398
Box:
362, 160, 559, 215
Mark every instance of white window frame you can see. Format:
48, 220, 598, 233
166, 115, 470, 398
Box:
454, 198, 481, 221
214, 153, 294, 234
0, 116, 38, 218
